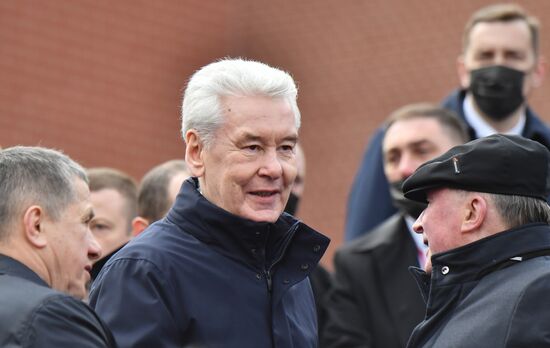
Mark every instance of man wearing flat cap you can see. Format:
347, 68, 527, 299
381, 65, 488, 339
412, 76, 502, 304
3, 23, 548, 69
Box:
403, 134, 550, 347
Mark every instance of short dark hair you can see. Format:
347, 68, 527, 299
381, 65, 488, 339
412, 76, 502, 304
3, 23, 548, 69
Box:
87, 167, 138, 233
138, 160, 189, 223
463, 3, 540, 55
384, 103, 470, 144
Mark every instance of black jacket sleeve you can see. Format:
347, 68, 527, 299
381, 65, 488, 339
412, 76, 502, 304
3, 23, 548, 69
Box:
322, 251, 372, 348
24, 294, 117, 348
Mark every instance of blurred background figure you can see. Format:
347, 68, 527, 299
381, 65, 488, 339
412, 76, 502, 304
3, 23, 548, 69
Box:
87, 167, 138, 280
284, 143, 332, 346
284, 143, 305, 215
345, 3, 549, 242
132, 159, 190, 234
323, 104, 468, 348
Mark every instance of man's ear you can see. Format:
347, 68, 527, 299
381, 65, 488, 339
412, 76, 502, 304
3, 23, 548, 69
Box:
23, 206, 48, 248
131, 217, 149, 237
456, 55, 470, 89
531, 55, 546, 89
185, 129, 206, 177
461, 194, 487, 234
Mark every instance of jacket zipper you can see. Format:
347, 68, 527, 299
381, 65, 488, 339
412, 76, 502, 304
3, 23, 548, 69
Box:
264, 269, 273, 292
263, 221, 300, 293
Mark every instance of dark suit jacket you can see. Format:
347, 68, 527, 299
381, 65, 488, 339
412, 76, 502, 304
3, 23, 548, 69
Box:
0, 254, 116, 347
323, 214, 425, 348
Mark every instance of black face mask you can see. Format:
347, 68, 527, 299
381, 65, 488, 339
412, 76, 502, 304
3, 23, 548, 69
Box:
389, 180, 427, 219
469, 65, 525, 121
284, 192, 300, 216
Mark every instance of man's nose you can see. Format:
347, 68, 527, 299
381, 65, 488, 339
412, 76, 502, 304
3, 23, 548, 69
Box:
412, 210, 425, 234
88, 232, 103, 262
397, 154, 418, 180
493, 52, 506, 66
258, 150, 283, 178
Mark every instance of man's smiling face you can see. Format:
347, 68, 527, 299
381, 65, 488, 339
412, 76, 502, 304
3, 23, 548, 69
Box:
197, 95, 298, 222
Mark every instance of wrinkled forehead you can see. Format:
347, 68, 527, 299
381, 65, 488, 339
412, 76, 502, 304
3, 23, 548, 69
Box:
219, 96, 299, 143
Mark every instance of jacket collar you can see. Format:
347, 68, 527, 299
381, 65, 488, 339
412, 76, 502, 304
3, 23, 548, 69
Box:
351, 213, 406, 252
0, 253, 49, 288
411, 223, 550, 300
165, 178, 329, 271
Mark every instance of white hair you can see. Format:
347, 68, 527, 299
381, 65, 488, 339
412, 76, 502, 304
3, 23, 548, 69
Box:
181, 58, 300, 147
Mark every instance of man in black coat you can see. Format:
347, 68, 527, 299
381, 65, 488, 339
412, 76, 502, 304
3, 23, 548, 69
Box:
0, 146, 116, 347
345, 3, 550, 242
404, 134, 550, 347
323, 104, 468, 348
131, 159, 190, 234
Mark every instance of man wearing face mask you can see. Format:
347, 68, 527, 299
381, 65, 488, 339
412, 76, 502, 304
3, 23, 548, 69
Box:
344, 3, 550, 242
447, 3, 547, 140
323, 104, 469, 348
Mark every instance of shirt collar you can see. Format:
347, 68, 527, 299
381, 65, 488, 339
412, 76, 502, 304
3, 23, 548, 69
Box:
463, 94, 526, 138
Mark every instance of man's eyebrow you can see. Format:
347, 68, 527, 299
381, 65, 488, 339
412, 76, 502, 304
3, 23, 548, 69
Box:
408, 139, 435, 148
240, 132, 262, 142
239, 132, 298, 143
385, 139, 431, 151
283, 135, 299, 143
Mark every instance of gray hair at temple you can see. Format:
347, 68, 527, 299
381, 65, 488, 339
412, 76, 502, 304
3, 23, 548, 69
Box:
0, 146, 87, 239
181, 57, 300, 148
138, 160, 188, 223
487, 193, 550, 227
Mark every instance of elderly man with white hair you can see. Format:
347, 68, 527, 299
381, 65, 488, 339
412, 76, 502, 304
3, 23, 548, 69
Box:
90, 58, 329, 348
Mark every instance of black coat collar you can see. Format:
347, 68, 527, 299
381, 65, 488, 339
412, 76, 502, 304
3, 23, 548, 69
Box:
411, 223, 550, 301
0, 254, 49, 288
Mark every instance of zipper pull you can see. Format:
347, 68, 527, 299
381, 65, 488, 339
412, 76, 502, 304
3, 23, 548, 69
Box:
265, 270, 273, 292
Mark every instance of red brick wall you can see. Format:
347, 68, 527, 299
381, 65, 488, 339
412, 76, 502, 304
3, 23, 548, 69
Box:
2, 1, 550, 267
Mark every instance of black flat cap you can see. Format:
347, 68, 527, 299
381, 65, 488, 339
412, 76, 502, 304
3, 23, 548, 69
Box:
403, 134, 550, 202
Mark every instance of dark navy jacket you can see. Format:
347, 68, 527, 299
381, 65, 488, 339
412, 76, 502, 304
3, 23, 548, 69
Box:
407, 224, 550, 347
0, 254, 116, 348
344, 89, 550, 241
89, 178, 330, 348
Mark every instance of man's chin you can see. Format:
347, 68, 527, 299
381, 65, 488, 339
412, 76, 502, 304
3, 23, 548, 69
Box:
242, 208, 282, 223
67, 284, 87, 300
